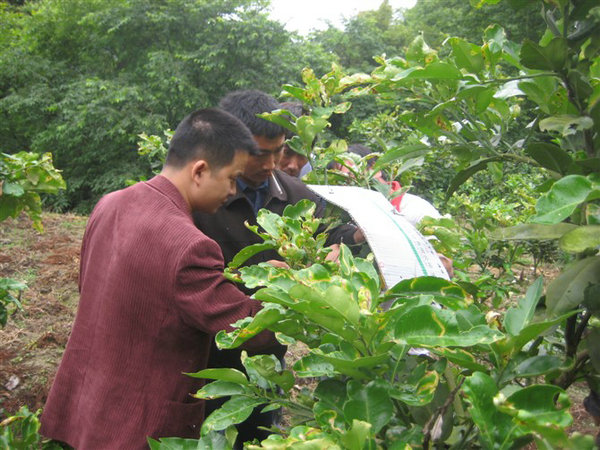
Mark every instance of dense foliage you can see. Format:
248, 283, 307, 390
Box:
0, 0, 331, 211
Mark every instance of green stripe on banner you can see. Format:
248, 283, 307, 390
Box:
372, 201, 428, 276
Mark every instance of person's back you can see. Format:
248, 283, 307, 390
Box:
41, 108, 274, 449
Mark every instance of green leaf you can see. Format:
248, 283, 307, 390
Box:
371, 144, 429, 172
314, 379, 347, 428
503, 278, 543, 336
343, 381, 393, 434
385, 277, 470, 310
408, 62, 462, 80
559, 226, 600, 253
193, 381, 250, 400
427, 347, 487, 371
185, 368, 249, 385
533, 175, 592, 224
148, 433, 228, 450
394, 305, 503, 347
520, 37, 567, 71
450, 38, 484, 73
228, 243, 275, 269
242, 354, 295, 393
340, 420, 372, 450
294, 354, 336, 378
463, 372, 514, 448
513, 355, 564, 378
496, 384, 572, 428
490, 223, 577, 240
1, 182, 25, 197
539, 115, 594, 137
525, 142, 573, 174
497, 311, 576, 354
456, 85, 495, 114
390, 370, 440, 406
201, 396, 264, 434
215, 304, 283, 349
546, 256, 600, 315
583, 283, 600, 315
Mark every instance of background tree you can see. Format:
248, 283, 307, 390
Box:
0, 0, 328, 212
404, 0, 547, 47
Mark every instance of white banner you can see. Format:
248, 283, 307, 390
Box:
308, 185, 449, 289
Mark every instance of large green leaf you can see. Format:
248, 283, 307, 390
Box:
463, 372, 514, 449
513, 355, 564, 379
532, 175, 593, 224
371, 144, 429, 172
185, 368, 249, 385
490, 223, 577, 240
307, 350, 389, 379
559, 226, 600, 253
503, 278, 543, 336
524, 142, 573, 174
287, 284, 357, 341
215, 304, 284, 349
243, 354, 295, 393
520, 37, 567, 71
450, 38, 484, 74
393, 63, 462, 82
385, 277, 470, 310
501, 311, 577, 356
201, 396, 265, 434
389, 370, 439, 406
193, 381, 250, 400
495, 384, 572, 428
546, 256, 600, 314
294, 354, 336, 378
343, 381, 394, 434
314, 379, 347, 429
427, 347, 487, 371
148, 431, 231, 450
539, 115, 594, 136
340, 420, 372, 450
228, 243, 275, 269
394, 305, 503, 347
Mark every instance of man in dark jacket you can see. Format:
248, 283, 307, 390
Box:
193, 90, 361, 447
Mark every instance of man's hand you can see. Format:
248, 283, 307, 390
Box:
352, 227, 365, 244
438, 253, 454, 278
325, 244, 341, 262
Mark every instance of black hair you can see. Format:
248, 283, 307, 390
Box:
165, 108, 258, 169
218, 90, 286, 139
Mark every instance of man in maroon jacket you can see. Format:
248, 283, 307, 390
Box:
40, 108, 276, 449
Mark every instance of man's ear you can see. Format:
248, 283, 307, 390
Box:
190, 159, 210, 184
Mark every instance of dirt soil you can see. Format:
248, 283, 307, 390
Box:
0, 212, 598, 442
0, 212, 86, 419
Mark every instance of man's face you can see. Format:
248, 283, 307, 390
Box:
194, 151, 248, 213
277, 145, 308, 178
240, 134, 285, 187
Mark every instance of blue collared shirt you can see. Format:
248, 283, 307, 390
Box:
237, 178, 269, 214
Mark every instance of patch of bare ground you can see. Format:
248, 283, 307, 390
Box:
0, 212, 86, 419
